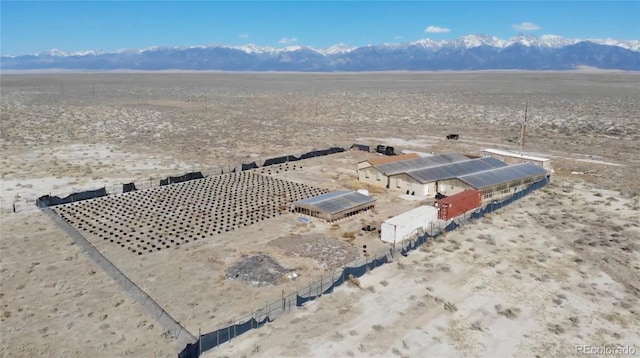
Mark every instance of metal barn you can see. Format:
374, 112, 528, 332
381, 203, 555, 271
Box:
292, 191, 376, 222
456, 162, 549, 202
387, 157, 508, 196
479, 148, 552, 171
358, 152, 470, 190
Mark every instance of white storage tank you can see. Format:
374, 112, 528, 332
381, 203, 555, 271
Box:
381, 205, 438, 244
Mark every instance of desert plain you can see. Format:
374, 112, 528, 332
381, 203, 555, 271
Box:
1, 71, 639, 357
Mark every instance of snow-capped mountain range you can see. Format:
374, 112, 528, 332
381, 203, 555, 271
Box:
2, 34, 639, 71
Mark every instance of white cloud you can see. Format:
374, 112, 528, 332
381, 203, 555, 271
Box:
513, 22, 541, 31
278, 37, 298, 45
425, 25, 450, 33
238, 34, 249, 39
393, 36, 403, 40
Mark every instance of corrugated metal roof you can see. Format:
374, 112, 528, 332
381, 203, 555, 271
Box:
405, 157, 508, 184
294, 191, 376, 215
457, 163, 548, 189
374, 152, 469, 175
384, 205, 438, 227
480, 148, 550, 162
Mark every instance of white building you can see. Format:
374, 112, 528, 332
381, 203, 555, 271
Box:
479, 148, 552, 171
358, 152, 469, 190
357, 153, 420, 188
380, 205, 438, 244
386, 157, 508, 196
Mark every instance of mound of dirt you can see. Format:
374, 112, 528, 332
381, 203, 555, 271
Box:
225, 254, 292, 287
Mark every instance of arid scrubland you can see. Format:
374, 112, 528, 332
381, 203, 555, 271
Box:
1, 72, 639, 357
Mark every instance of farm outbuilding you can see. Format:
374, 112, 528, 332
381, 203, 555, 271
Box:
357, 153, 420, 187
292, 191, 376, 222
455, 162, 549, 202
380, 205, 438, 244
358, 152, 470, 189
386, 157, 508, 196
479, 148, 552, 171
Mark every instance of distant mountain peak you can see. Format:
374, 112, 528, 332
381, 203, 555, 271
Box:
321, 43, 357, 55
3, 34, 638, 71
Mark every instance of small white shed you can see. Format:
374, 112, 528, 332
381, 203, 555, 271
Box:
381, 205, 438, 244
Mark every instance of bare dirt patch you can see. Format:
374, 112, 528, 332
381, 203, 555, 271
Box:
269, 234, 360, 270
225, 254, 293, 287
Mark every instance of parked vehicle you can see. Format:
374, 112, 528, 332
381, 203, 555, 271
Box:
361, 225, 377, 232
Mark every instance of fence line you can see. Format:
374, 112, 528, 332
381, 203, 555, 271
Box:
180, 177, 550, 358
41, 207, 198, 348
10, 144, 373, 214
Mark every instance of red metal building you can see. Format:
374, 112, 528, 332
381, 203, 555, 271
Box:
436, 190, 482, 220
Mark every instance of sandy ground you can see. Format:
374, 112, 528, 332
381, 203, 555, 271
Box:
208, 179, 640, 358
1, 72, 639, 357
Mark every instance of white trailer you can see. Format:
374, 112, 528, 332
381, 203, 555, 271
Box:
381, 205, 438, 244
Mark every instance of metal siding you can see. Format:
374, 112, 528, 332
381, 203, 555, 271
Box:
437, 190, 482, 220
381, 205, 438, 243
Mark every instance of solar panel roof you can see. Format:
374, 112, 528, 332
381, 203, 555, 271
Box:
457, 163, 548, 189
294, 191, 376, 215
374, 152, 469, 175
405, 157, 508, 183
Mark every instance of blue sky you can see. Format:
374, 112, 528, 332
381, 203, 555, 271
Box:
1, 1, 639, 55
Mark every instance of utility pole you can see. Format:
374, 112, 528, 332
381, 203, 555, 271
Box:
521, 101, 528, 149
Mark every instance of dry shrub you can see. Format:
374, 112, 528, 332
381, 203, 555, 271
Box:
548, 324, 565, 335
469, 321, 483, 331
444, 302, 458, 312
347, 274, 361, 288
342, 231, 356, 240
495, 305, 521, 319
419, 240, 436, 252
